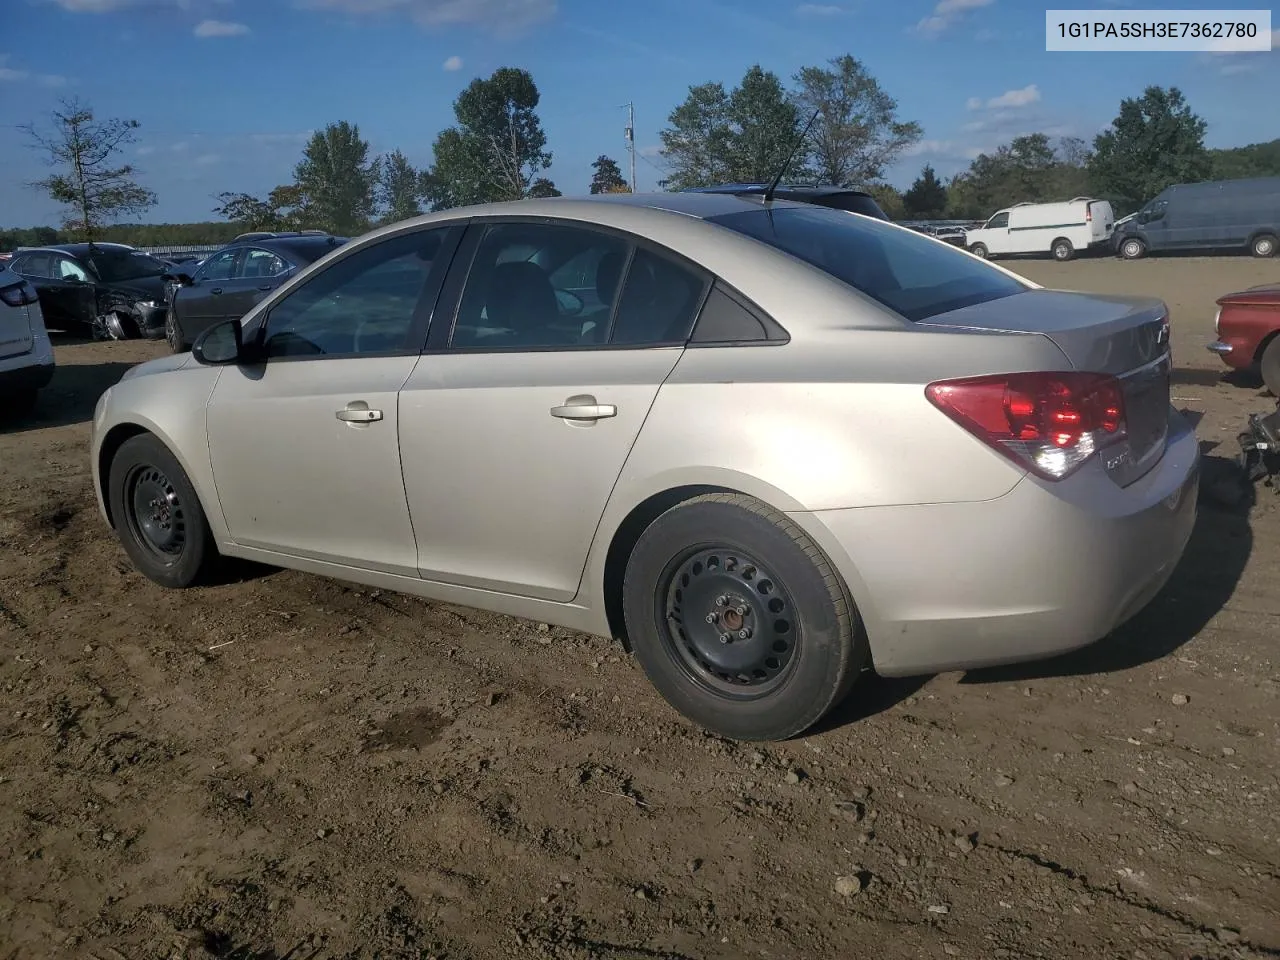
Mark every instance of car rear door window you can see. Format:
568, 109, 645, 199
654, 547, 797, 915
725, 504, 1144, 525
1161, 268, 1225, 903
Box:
609, 248, 708, 345
261, 228, 448, 358
449, 222, 629, 350
240, 249, 286, 279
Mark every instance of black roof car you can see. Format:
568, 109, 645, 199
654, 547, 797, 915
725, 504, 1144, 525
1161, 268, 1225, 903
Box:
6, 241, 172, 339
682, 183, 889, 221
163, 232, 347, 353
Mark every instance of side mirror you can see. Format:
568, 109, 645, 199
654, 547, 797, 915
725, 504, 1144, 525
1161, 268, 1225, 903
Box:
192, 318, 246, 365
164, 272, 194, 285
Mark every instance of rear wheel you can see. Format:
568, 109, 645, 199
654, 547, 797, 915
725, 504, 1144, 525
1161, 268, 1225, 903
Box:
1119, 237, 1146, 260
108, 433, 217, 588
1252, 234, 1277, 258
1261, 336, 1280, 397
969, 243, 989, 259
621, 493, 866, 741
1051, 238, 1074, 261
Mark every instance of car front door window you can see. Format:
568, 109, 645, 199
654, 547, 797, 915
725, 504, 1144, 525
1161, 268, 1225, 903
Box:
261, 229, 446, 358
987, 212, 1009, 229
55, 257, 90, 282
197, 250, 240, 282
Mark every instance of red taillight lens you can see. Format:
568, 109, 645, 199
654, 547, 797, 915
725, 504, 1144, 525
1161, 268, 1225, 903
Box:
0, 281, 38, 308
926, 372, 1126, 480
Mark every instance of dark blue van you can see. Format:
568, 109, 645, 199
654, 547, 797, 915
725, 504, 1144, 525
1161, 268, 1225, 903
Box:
1113, 176, 1280, 260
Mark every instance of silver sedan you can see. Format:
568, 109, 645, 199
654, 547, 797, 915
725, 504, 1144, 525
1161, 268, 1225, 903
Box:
89, 192, 1199, 741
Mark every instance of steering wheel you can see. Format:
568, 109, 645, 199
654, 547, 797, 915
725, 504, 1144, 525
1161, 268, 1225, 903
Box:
554, 288, 585, 316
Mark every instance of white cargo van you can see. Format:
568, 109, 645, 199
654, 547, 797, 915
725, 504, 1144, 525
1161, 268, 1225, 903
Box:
965, 198, 1115, 262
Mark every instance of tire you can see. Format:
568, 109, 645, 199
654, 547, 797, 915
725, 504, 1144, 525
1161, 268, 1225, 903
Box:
1251, 234, 1276, 258
107, 433, 217, 588
969, 243, 989, 259
1261, 336, 1280, 398
1051, 238, 1074, 262
621, 493, 867, 741
165, 309, 189, 353
1119, 237, 1146, 260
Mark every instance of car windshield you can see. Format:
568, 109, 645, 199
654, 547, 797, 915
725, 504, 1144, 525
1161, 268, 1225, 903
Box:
709, 206, 1027, 322
86, 249, 168, 282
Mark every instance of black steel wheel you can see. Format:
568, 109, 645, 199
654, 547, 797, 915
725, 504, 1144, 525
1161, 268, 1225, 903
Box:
108, 433, 216, 588
623, 493, 867, 741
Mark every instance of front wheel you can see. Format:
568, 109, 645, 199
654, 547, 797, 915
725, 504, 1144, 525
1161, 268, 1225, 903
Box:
1119, 237, 1146, 260
968, 243, 989, 259
165, 310, 189, 353
622, 493, 866, 741
1252, 234, 1276, 258
108, 433, 217, 588
1051, 238, 1074, 261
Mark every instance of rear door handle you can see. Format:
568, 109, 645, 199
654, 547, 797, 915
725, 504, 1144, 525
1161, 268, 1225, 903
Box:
257, 283, 273, 291
551, 396, 616, 421
336, 404, 383, 423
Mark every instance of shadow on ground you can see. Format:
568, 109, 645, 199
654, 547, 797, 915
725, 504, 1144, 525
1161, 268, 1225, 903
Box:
0, 360, 136, 434
960, 452, 1253, 685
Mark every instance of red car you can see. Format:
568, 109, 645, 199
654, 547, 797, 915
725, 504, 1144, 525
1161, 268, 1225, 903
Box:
1208, 282, 1280, 395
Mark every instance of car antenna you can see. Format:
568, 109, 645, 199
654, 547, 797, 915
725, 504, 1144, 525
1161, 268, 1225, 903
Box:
761, 108, 820, 204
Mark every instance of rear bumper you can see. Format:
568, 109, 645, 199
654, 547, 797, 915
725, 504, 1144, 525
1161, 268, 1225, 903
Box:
790, 408, 1200, 676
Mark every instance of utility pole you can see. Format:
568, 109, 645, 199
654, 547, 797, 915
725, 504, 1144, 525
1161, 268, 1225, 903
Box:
623, 101, 636, 192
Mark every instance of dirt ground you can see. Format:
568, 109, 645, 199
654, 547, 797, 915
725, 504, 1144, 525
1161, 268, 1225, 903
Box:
1, 254, 1278, 960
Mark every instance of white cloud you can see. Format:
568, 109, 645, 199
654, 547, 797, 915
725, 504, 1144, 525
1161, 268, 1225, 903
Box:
194, 19, 250, 36
443, 54, 463, 70
903, 139, 958, 157
297, 0, 556, 33
965, 96, 982, 110
42, 0, 230, 10
136, 144, 156, 155
0, 53, 68, 86
795, 3, 841, 15
194, 152, 221, 165
984, 84, 1040, 109
915, 0, 993, 36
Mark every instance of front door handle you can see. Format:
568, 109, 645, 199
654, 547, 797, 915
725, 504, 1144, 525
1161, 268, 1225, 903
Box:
551, 395, 617, 421
257, 283, 273, 291
210, 287, 223, 295
336, 403, 383, 423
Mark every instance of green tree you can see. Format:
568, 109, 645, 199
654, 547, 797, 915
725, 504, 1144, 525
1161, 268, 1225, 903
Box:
293, 121, 379, 234
726, 65, 803, 183
1211, 139, 1280, 179
791, 55, 922, 185
527, 178, 561, 198
867, 183, 905, 220
379, 149, 422, 224
1088, 85, 1211, 213
657, 82, 734, 190
213, 183, 312, 232
946, 133, 1086, 218
20, 96, 157, 239
902, 164, 948, 218
589, 154, 630, 194
424, 67, 552, 210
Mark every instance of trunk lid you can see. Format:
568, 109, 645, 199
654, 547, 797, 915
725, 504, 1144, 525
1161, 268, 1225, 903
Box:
921, 289, 1171, 487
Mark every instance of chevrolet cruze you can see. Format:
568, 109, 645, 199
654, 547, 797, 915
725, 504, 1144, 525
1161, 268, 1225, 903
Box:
89, 192, 1199, 741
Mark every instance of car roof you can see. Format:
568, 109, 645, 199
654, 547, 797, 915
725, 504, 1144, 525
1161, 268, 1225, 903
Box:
221, 234, 348, 260
685, 183, 876, 200
49, 242, 139, 256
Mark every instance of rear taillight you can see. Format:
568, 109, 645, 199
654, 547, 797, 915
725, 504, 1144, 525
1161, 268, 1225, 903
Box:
1086, 207, 1093, 222
926, 371, 1126, 480
0, 281, 38, 308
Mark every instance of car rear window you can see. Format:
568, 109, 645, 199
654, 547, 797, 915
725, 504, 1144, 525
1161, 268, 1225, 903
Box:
808, 193, 888, 220
709, 206, 1028, 322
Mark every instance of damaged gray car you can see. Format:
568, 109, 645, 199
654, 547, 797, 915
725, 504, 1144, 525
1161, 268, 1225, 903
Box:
5, 242, 171, 340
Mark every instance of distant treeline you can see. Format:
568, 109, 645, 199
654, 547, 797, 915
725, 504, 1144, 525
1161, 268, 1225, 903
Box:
4, 138, 1278, 252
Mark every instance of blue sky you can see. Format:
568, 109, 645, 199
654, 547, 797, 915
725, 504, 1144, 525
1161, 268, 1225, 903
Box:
1, 0, 1277, 226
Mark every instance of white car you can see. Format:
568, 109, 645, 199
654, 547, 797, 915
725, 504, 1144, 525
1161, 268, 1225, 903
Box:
0, 264, 55, 414
965, 198, 1115, 262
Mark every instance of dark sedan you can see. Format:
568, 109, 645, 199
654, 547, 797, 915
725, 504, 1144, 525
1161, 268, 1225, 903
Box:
6, 242, 171, 339
164, 232, 346, 351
